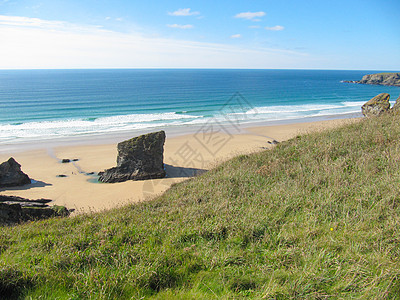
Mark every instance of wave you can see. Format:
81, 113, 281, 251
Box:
0, 112, 201, 141
223, 101, 362, 123
236, 102, 362, 115
0, 101, 364, 143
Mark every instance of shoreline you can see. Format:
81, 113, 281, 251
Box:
0, 112, 362, 154
0, 116, 362, 213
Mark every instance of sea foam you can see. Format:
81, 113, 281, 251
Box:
0, 112, 201, 142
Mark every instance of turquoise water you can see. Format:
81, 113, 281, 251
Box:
0, 69, 399, 144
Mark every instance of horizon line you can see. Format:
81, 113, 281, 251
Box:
0, 67, 399, 72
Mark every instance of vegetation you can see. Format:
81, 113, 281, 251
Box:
374, 72, 400, 76
1, 113, 400, 299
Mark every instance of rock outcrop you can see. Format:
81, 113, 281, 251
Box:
99, 131, 166, 183
0, 158, 31, 188
391, 95, 400, 114
361, 93, 391, 117
344, 73, 400, 87
0, 195, 72, 225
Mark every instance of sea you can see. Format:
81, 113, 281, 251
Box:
0, 69, 399, 150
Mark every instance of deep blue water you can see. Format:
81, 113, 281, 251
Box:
0, 69, 399, 144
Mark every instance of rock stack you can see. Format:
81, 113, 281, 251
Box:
0, 158, 31, 188
99, 131, 166, 183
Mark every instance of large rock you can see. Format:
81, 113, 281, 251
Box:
361, 93, 391, 117
99, 131, 166, 183
0, 158, 31, 188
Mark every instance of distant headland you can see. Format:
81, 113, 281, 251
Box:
343, 72, 400, 87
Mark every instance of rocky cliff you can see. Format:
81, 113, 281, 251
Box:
344, 72, 400, 87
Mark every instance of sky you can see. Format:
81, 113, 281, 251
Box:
0, 0, 399, 70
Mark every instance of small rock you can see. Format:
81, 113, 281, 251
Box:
267, 139, 279, 145
56, 174, 68, 178
61, 159, 71, 163
361, 93, 391, 117
72, 159, 79, 162
0, 158, 31, 188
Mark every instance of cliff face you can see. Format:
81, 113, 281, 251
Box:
345, 73, 400, 87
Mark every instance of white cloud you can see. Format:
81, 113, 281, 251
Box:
0, 15, 65, 28
265, 25, 285, 31
0, 15, 103, 33
230, 34, 242, 39
168, 8, 200, 17
234, 12, 266, 20
0, 15, 307, 69
167, 24, 193, 29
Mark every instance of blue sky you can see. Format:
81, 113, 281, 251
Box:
0, 0, 399, 69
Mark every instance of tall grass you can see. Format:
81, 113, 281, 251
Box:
1, 113, 400, 299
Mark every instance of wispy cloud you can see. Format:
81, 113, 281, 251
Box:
104, 16, 123, 22
0, 15, 65, 28
265, 25, 285, 31
234, 11, 266, 20
249, 25, 260, 29
0, 15, 103, 32
230, 34, 242, 39
168, 8, 200, 17
0, 15, 306, 69
167, 24, 193, 29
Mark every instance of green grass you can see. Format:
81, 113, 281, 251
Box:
1, 113, 400, 299
372, 72, 400, 77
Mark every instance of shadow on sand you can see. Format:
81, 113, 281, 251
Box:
0, 180, 52, 192
164, 164, 207, 179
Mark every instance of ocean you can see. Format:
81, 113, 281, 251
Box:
0, 69, 399, 147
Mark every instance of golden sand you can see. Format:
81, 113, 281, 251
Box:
0, 119, 359, 213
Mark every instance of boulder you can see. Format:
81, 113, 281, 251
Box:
361, 93, 391, 117
0, 158, 31, 188
99, 131, 166, 183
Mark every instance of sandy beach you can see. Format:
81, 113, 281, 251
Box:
0, 118, 360, 213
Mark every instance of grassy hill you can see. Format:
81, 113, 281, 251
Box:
1, 113, 400, 299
